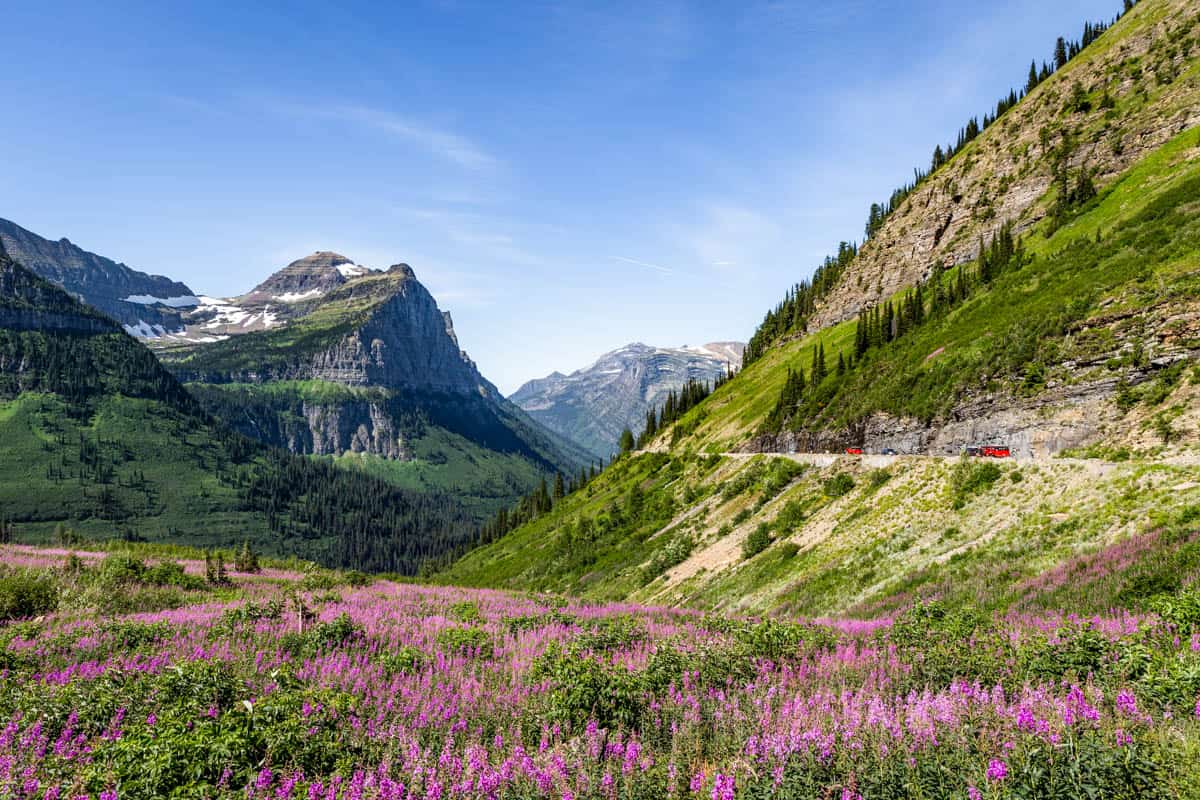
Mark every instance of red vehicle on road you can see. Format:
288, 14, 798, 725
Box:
966, 444, 1011, 458
845, 447, 864, 455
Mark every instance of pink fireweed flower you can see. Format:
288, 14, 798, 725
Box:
712, 774, 735, 800
986, 759, 1008, 782
967, 786, 982, 800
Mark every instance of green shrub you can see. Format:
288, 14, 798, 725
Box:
642, 642, 755, 693
143, 560, 206, 590
0, 570, 59, 621
742, 524, 772, 560
97, 553, 146, 586
823, 473, 856, 498
379, 645, 426, 675
639, 534, 695, 583
1024, 625, 1111, 682
505, 610, 576, 635
220, 599, 284, 628
949, 460, 1003, 508
435, 625, 493, 657
774, 499, 807, 533
530, 642, 645, 729
1147, 589, 1200, 632
100, 620, 171, 650
866, 469, 892, 489
306, 613, 363, 652
575, 615, 644, 650
734, 618, 835, 661
342, 570, 372, 587
449, 600, 484, 624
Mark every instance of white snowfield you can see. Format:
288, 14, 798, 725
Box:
274, 289, 323, 303
337, 263, 370, 278
122, 321, 169, 338
122, 294, 202, 307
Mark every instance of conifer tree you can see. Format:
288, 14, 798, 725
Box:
1026, 61, 1039, 94
618, 428, 635, 455
1054, 37, 1068, 69
811, 343, 828, 385
553, 472, 565, 501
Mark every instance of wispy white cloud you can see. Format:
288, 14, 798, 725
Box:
337, 106, 497, 170
260, 99, 497, 170
671, 203, 781, 276
612, 255, 673, 275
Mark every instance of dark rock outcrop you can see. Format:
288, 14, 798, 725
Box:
0, 217, 196, 331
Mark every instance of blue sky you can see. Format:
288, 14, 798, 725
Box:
1, 0, 1112, 393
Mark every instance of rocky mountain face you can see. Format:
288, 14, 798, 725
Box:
511, 342, 744, 458
162, 255, 588, 502
166, 263, 492, 396
0, 217, 198, 334
242, 251, 368, 303
805, 0, 1200, 331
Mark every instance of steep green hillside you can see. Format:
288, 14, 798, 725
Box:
673, 126, 1200, 453
440, 449, 1200, 617
0, 252, 476, 572
440, 0, 1200, 615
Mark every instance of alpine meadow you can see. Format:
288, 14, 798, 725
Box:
3, 0, 1200, 798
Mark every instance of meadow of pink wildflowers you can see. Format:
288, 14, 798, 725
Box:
2, 544, 1199, 799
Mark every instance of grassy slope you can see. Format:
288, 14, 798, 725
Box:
655, 125, 1200, 451
0, 393, 271, 545
440, 7, 1200, 614
441, 448, 1200, 616
328, 426, 550, 520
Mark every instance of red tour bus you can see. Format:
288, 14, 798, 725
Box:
967, 444, 1012, 458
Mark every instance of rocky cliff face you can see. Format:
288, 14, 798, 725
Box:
214, 393, 409, 460
0, 217, 197, 333
512, 342, 744, 458
806, 0, 1200, 331
173, 264, 492, 396
750, 297, 1200, 459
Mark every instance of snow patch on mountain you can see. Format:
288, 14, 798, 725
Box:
123, 321, 170, 338
123, 294, 202, 308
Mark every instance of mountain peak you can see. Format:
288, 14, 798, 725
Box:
245, 251, 371, 303
512, 339, 745, 457
388, 263, 415, 279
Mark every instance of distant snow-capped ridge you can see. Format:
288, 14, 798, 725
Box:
510, 340, 745, 458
